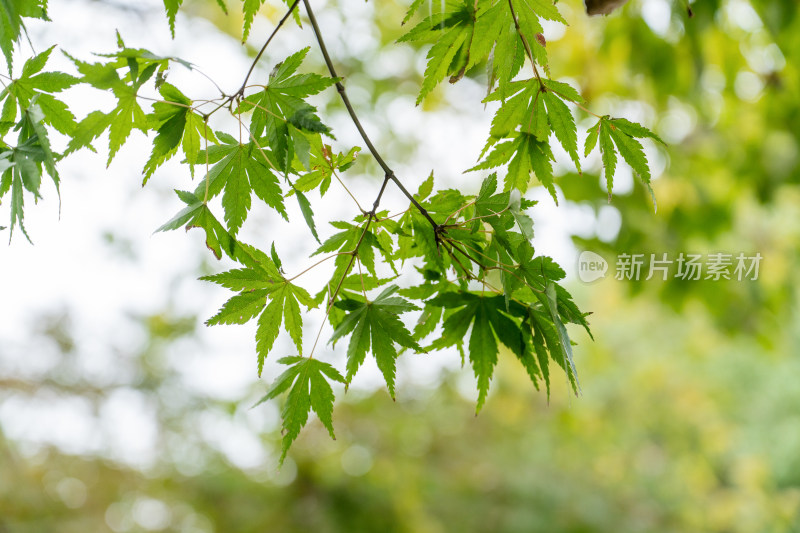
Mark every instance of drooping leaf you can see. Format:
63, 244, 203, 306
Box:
599, 120, 617, 199
506, 133, 556, 199
330, 285, 422, 398
163, 0, 182, 37
242, 0, 267, 42
155, 189, 235, 259
254, 356, 345, 463
0, 0, 48, 72
143, 83, 218, 182
399, 0, 477, 103
607, 122, 651, 182
545, 282, 580, 393
428, 292, 524, 411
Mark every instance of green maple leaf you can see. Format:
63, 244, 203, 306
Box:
471, 173, 534, 241
163, 0, 182, 37
241, 48, 336, 172
65, 55, 148, 162
399, 0, 477, 103
598, 120, 618, 198
543, 91, 581, 172
428, 292, 524, 412
402, 0, 426, 24
505, 133, 558, 197
487, 79, 549, 140
1, 99, 61, 242
584, 120, 600, 157
190, 131, 286, 235
142, 83, 217, 183
0, 152, 27, 242
2, 46, 79, 136
313, 217, 395, 296
526, 293, 581, 395
294, 141, 360, 194
0, 0, 47, 72
509, 246, 564, 294
585, 116, 663, 204
254, 356, 345, 463
201, 246, 316, 376
479, 0, 553, 95
65, 45, 193, 163
473, 133, 555, 198
401, 0, 561, 101
484, 79, 583, 176
329, 285, 422, 398
155, 189, 235, 259
254, 280, 315, 373
242, 0, 267, 42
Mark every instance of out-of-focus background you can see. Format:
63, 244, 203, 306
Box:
1, 0, 799, 531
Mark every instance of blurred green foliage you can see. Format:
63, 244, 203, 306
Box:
2, 293, 800, 532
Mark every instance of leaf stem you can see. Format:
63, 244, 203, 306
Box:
285, 252, 350, 283
356, 256, 368, 299
454, 206, 509, 227
443, 199, 476, 226
575, 101, 603, 119
332, 169, 365, 213
203, 116, 211, 203
308, 218, 374, 358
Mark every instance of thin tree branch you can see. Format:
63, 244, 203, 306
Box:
302, 0, 439, 229
205, 0, 302, 118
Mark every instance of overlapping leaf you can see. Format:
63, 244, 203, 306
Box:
329, 285, 422, 398
190, 131, 286, 235
0, 99, 60, 242
143, 83, 217, 182
427, 292, 524, 411
65, 44, 193, 165
241, 48, 336, 172
155, 189, 236, 260
294, 141, 360, 194
400, 0, 558, 101
472, 133, 556, 198
313, 217, 395, 302
584, 116, 664, 204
